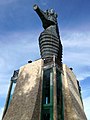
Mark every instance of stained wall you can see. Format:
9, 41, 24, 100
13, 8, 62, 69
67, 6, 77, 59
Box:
62, 64, 87, 120
3, 59, 43, 120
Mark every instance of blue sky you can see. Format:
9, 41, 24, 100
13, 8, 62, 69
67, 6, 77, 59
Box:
0, 0, 90, 119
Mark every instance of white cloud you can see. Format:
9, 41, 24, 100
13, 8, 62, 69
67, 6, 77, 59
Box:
83, 97, 90, 120
61, 31, 90, 80
0, 81, 9, 96
0, 107, 4, 120
0, 30, 40, 72
0, 30, 40, 70
62, 31, 90, 48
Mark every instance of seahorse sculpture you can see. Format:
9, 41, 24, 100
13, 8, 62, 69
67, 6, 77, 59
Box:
33, 4, 62, 65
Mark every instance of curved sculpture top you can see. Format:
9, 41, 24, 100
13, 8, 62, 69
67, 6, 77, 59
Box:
33, 4, 62, 65
33, 4, 57, 29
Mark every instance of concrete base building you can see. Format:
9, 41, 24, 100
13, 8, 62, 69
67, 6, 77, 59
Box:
2, 58, 87, 120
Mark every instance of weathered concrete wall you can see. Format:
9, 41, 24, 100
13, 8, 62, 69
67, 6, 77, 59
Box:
3, 59, 43, 120
62, 64, 87, 120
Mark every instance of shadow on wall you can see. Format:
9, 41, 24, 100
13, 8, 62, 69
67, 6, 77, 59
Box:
66, 71, 87, 120
66, 71, 79, 96
69, 89, 87, 120
62, 68, 87, 120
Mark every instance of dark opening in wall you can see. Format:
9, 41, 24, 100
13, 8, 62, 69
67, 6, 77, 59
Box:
41, 68, 53, 120
43, 69, 50, 104
42, 109, 50, 120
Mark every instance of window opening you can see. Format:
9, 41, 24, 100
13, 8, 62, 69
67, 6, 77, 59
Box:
41, 68, 53, 120
43, 69, 50, 104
